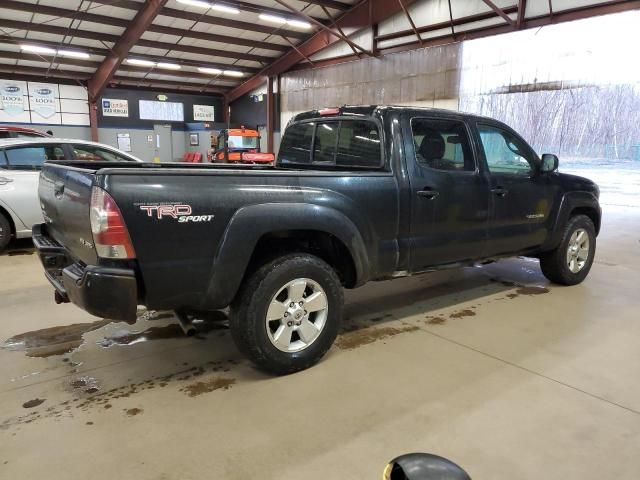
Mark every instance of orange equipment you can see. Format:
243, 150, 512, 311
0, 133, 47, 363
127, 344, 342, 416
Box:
213, 127, 275, 164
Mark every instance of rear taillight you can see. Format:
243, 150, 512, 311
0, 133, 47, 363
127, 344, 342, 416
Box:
90, 187, 135, 259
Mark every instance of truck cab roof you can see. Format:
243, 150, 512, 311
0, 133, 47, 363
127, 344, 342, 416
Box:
289, 105, 493, 124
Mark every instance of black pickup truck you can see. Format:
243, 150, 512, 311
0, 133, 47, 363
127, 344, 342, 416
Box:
34, 106, 601, 374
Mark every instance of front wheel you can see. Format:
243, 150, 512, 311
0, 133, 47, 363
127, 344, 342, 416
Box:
230, 254, 344, 375
540, 214, 596, 285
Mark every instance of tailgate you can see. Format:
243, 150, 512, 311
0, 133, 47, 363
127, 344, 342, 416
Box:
39, 163, 98, 265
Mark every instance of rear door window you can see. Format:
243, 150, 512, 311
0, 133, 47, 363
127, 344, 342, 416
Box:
72, 144, 134, 162
411, 118, 475, 172
4, 144, 67, 170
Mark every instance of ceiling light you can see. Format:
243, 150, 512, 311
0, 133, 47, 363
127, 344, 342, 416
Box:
177, 0, 213, 8
286, 19, 312, 29
58, 49, 90, 59
198, 67, 223, 75
259, 13, 286, 24
210, 4, 240, 14
223, 70, 244, 77
157, 62, 181, 70
21, 45, 56, 55
127, 58, 155, 67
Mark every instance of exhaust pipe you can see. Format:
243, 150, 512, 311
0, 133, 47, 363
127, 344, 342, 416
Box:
54, 290, 69, 304
174, 309, 197, 336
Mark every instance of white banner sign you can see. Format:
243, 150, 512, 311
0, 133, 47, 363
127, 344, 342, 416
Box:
31, 84, 57, 119
102, 98, 129, 117
0, 82, 25, 116
193, 104, 215, 122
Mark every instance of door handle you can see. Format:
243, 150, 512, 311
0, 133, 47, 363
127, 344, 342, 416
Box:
0, 176, 14, 185
417, 189, 439, 200
54, 181, 65, 199
491, 187, 509, 197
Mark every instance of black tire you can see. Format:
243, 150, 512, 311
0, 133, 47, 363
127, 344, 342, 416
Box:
0, 212, 11, 253
540, 214, 596, 286
230, 254, 343, 375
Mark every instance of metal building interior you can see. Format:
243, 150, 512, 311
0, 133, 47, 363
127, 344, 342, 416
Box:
0, 1, 639, 479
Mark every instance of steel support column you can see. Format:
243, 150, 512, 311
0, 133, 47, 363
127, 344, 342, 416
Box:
89, 102, 99, 142
266, 76, 274, 153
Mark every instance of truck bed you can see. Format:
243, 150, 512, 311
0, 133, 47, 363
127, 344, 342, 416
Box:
38, 160, 401, 313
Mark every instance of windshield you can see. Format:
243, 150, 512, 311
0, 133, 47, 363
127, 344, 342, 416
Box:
227, 135, 259, 149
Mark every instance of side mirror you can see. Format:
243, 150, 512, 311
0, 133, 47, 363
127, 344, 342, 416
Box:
384, 453, 471, 480
541, 153, 559, 173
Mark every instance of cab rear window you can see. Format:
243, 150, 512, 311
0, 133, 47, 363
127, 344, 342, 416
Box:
279, 119, 382, 169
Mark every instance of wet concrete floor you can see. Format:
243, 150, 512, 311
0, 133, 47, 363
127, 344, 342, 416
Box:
1, 204, 639, 479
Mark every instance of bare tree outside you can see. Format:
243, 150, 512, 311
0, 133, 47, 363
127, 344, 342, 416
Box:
460, 84, 640, 163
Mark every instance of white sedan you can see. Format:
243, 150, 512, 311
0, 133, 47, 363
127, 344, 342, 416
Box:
0, 138, 142, 252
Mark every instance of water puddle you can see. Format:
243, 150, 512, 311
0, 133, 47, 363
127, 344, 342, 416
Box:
22, 398, 45, 409
335, 324, 419, 350
2, 310, 228, 358
2, 320, 110, 358
98, 312, 228, 348
180, 377, 236, 397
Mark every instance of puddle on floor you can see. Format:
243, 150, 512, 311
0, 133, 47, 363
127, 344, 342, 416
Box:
22, 398, 45, 409
2, 359, 241, 431
449, 309, 476, 319
180, 377, 236, 397
97, 312, 228, 348
335, 324, 419, 350
2, 310, 228, 358
2, 320, 111, 358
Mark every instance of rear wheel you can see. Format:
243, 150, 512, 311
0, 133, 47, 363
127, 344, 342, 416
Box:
540, 214, 596, 285
0, 213, 11, 253
230, 254, 343, 375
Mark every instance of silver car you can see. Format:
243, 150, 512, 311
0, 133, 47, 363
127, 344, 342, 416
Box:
0, 138, 142, 252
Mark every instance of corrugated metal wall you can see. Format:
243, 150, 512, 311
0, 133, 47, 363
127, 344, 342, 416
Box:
281, 42, 462, 127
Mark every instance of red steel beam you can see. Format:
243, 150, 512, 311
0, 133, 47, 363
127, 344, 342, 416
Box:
378, 0, 640, 55
273, 0, 373, 56
375, 5, 518, 42
88, 0, 168, 101
89, 0, 327, 22
398, 0, 423, 45
0, 0, 130, 28
226, 0, 418, 102
320, 5, 361, 57
147, 24, 288, 52
266, 76, 274, 153
0, 0, 304, 48
0, 19, 272, 64
517, 0, 527, 26
160, 6, 308, 39
287, 0, 640, 72
480, 0, 516, 25
304, 0, 351, 10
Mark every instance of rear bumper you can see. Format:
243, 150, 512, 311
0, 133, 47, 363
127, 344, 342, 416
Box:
33, 224, 138, 323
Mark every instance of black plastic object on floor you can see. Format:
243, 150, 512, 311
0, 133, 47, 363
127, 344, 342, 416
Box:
384, 453, 471, 480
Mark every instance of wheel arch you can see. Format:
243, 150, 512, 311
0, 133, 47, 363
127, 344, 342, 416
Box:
542, 192, 601, 251
0, 203, 16, 235
201, 203, 371, 309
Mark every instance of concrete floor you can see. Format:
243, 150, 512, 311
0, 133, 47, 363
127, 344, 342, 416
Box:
1, 203, 639, 479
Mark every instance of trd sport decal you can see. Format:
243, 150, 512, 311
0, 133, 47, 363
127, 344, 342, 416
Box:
137, 203, 215, 223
